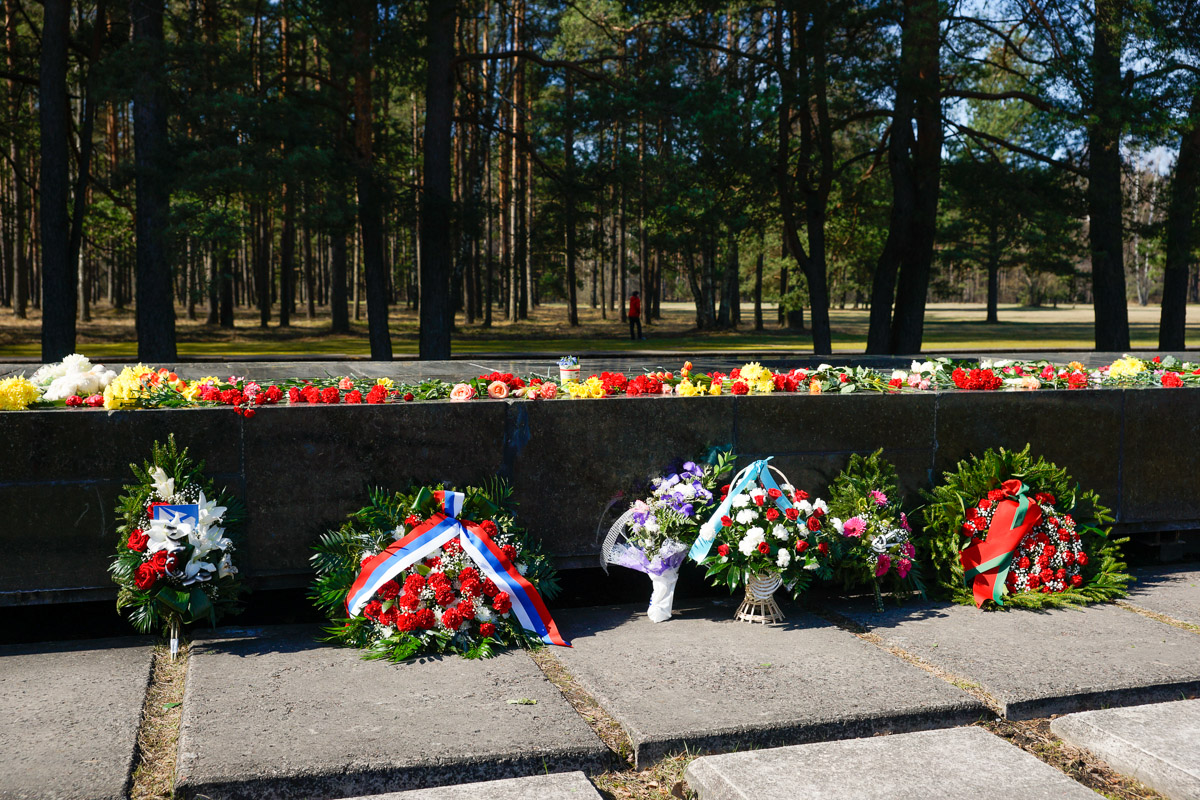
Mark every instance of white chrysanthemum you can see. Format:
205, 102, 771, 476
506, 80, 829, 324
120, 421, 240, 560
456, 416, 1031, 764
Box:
738, 528, 765, 556
735, 508, 757, 525
475, 605, 495, 623
771, 524, 789, 541
731, 494, 751, 508
776, 549, 791, 568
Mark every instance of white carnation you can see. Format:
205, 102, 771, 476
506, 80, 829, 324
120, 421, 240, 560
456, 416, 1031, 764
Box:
738, 528, 765, 556
776, 549, 791, 568
771, 524, 789, 541
735, 508, 757, 525
812, 498, 828, 514
796, 499, 813, 514
731, 494, 751, 508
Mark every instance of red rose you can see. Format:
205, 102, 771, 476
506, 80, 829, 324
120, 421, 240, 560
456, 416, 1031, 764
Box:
480, 520, 499, 538
479, 622, 497, 638
806, 516, 821, 532
793, 489, 809, 501
838, 373, 849, 383
765, 508, 780, 522
817, 542, 829, 556
785, 507, 799, 521
377, 580, 400, 601
717, 544, 730, 556
149, 550, 175, 574
757, 541, 771, 555
720, 484, 731, 497
493, 592, 512, 614
795, 540, 809, 553
133, 563, 158, 590
767, 488, 782, 499
753, 493, 766, 506
127, 529, 149, 552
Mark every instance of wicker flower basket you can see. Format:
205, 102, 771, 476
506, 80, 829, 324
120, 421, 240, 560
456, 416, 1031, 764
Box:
735, 571, 785, 624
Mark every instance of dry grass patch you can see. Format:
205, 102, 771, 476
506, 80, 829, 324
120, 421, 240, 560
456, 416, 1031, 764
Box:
130, 643, 188, 800
1116, 600, 1200, 634
983, 717, 1167, 800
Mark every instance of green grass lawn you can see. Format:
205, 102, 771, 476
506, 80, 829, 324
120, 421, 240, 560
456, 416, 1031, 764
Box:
1, 302, 1197, 359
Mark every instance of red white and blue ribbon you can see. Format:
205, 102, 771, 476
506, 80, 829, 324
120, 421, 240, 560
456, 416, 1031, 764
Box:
345, 490, 569, 647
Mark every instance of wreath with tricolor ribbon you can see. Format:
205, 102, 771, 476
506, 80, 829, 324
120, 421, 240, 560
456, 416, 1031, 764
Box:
922, 446, 1131, 609
311, 480, 565, 660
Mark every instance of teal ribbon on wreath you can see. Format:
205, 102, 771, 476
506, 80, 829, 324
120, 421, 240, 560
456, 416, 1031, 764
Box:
688, 458, 794, 562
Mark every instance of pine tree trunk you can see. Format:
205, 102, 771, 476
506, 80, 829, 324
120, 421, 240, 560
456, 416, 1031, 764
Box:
131, 0, 176, 360
40, 0, 76, 359
1160, 90, 1200, 350
419, 0, 454, 358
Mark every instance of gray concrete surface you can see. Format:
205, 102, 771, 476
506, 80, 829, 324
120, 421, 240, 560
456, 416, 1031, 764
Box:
1126, 567, 1200, 627
551, 602, 986, 766
342, 772, 603, 799
684, 725, 1103, 800
174, 625, 610, 800
1052, 700, 1200, 800
842, 601, 1200, 718
0, 636, 152, 800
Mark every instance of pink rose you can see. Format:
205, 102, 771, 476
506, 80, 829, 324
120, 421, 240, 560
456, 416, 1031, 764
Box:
487, 380, 509, 399
338, 376, 355, 391
875, 554, 891, 577
842, 517, 865, 538
540, 382, 558, 400
449, 383, 476, 402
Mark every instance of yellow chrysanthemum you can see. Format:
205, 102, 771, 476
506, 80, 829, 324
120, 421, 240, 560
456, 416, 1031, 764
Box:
739, 362, 765, 383
0, 376, 42, 411
103, 364, 155, 410
752, 376, 775, 395
1108, 357, 1146, 380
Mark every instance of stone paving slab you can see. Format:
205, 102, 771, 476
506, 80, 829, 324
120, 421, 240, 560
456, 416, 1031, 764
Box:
0, 636, 153, 800
551, 602, 986, 767
684, 725, 1103, 799
1126, 567, 1200, 627
175, 625, 610, 800
341, 772, 603, 799
1052, 700, 1200, 800
841, 601, 1200, 719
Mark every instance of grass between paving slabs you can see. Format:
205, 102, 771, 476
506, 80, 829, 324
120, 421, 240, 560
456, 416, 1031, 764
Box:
983, 718, 1167, 800
130, 643, 187, 800
527, 648, 694, 800
1116, 600, 1200, 634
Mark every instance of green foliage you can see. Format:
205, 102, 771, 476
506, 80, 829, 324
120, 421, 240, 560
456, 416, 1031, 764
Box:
920, 445, 1130, 610
310, 479, 558, 661
109, 435, 247, 635
827, 450, 925, 608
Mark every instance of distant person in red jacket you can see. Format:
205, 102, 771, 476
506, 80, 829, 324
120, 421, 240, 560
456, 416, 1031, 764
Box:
628, 291, 643, 340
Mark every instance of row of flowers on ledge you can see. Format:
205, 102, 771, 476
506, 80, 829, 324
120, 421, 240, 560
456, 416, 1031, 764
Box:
1, 353, 1198, 412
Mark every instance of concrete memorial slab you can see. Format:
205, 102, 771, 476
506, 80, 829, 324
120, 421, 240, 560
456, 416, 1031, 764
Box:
1051, 700, 1200, 800
0, 637, 152, 800
340, 772, 603, 799
551, 603, 985, 766
684, 725, 1103, 800
175, 625, 609, 800
1125, 567, 1200, 627
842, 601, 1200, 718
